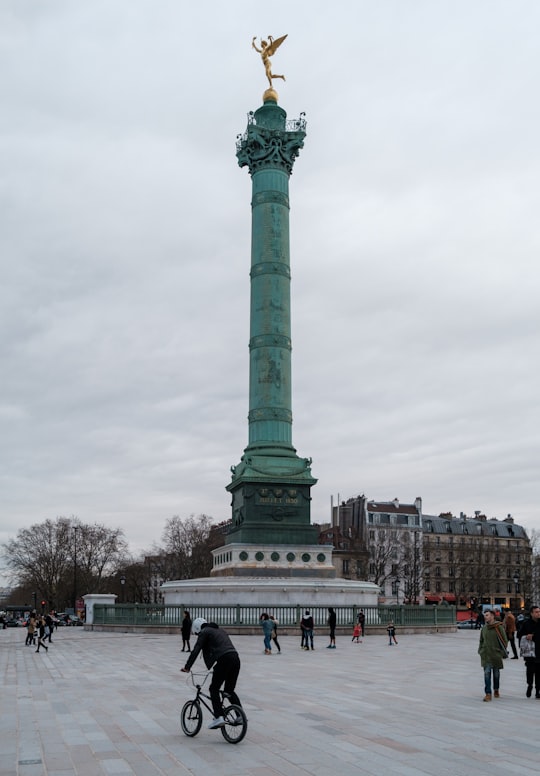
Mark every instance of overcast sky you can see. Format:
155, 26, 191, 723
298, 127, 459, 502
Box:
1, 1, 539, 580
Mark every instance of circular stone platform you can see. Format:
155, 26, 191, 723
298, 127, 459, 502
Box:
161, 575, 379, 607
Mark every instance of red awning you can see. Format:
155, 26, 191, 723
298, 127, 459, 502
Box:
443, 595, 456, 602
425, 596, 441, 603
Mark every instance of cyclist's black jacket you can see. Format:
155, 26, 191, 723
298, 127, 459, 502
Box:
184, 623, 238, 670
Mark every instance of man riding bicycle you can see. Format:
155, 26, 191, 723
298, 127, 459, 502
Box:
181, 618, 242, 729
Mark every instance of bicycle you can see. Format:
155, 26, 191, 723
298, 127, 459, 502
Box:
180, 671, 248, 744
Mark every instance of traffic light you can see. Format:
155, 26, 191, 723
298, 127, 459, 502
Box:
41, 600, 46, 608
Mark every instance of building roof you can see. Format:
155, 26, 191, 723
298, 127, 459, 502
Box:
367, 500, 419, 516
422, 514, 529, 540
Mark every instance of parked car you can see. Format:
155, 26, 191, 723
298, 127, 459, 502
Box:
5, 618, 20, 627
70, 616, 84, 626
456, 619, 476, 629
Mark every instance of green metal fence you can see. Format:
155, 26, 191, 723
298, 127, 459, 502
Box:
92, 603, 456, 628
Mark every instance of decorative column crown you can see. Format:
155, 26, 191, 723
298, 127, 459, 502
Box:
236, 101, 307, 176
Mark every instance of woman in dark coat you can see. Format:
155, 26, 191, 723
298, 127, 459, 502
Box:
181, 610, 192, 652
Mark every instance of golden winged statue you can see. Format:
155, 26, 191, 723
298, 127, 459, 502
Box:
252, 35, 288, 89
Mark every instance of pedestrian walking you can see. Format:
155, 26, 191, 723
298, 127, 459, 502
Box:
478, 609, 507, 701
25, 613, 36, 646
269, 615, 281, 653
504, 608, 518, 659
35, 616, 49, 653
387, 621, 398, 645
301, 609, 314, 650
519, 604, 540, 698
181, 610, 192, 653
352, 622, 362, 643
327, 607, 336, 649
260, 612, 274, 654
357, 609, 366, 638
45, 613, 54, 643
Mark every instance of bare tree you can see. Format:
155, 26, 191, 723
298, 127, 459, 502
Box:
368, 528, 405, 592
1, 516, 127, 609
76, 523, 128, 594
2, 517, 72, 607
161, 514, 216, 579
529, 529, 540, 605
401, 531, 422, 604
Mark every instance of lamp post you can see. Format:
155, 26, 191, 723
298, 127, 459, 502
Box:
120, 575, 126, 604
73, 525, 80, 614
513, 570, 520, 609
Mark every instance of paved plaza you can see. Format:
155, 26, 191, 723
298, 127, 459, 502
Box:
1, 625, 539, 776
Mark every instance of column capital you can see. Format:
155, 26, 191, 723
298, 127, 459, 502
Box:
236, 102, 306, 176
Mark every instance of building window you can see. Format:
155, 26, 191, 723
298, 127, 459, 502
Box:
435, 582, 441, 592
435, 567, 441, 577
369, 563, 376, 576
343, 560, 349, 575
369, 530, 375, 541
424, 581, 431, 591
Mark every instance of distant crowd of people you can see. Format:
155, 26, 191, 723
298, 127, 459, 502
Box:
254, 607, 371, 653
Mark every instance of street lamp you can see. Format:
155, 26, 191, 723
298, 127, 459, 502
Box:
120, 575, 126, 604
73, 525, 80, 615
513, 570, 520, 608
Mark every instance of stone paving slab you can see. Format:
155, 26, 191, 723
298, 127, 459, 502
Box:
1, 626, 539, 775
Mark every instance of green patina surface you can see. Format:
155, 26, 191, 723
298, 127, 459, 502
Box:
227, 98, 316, 545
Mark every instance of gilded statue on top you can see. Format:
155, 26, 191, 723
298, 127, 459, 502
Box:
252, 35, 288, 90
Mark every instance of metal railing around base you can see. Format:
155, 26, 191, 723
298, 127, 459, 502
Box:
92, 603, 456, 629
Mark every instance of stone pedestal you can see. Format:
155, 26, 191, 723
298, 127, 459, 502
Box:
83, 593, 117, 625
211, 542, 335, 578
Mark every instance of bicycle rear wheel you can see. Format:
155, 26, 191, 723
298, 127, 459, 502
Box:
181, 700, 202, 737
220, 704, 247, 744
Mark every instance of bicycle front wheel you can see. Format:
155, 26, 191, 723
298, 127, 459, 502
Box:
181, 700, 202, 737
221, 704, 247, 744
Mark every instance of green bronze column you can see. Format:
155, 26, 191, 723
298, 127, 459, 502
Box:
225, 93, 317, 549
